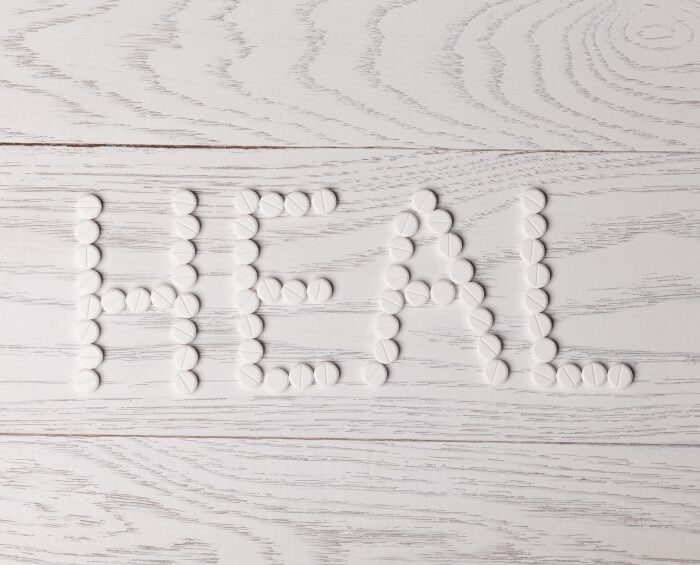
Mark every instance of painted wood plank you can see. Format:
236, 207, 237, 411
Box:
0, 0, 699, 149
0, 147, 698, 441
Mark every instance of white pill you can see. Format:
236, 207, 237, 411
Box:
265, 368, 289, 393
557, 363, 582, 389
289, 364, 314, 389
411, 189, 437, 214
385, 264, 410, 290
77, 294, 102, 320
526, 263, 551, 289
76, 194, 102, 219
459, 282, 485, 310
238, 364, 263, 389
256, 277, 282, 303
314, 361, 340, 386
239, 314, 264, 339
427, 209, 452, 234
379, 289, 404, 314
173, 370, 198, 395
364, 361, 388, 387
284, 191, 310, 217
528, 312, 553, 339
172, 345, 198, 371
173, 293, 200, 318
240, 339, 264, 363
582, 362, 607, 389
469, 307, 494, 335
172, 264, 198, 291
534, 337, 558, 362
375, 339, 399, 364
174, 215, 200, 240
532, 363, 557, 388
430, 279, 455, 305
73, 369, 100, 394
281, 279, 307, 305
393, 211, 419, 237
311, 188, 337, 215
235, 288, 260, 315
151, 284, 176, 310
172, 318, 197, 344
232, 214, 259, 240
75, 220, 100, 244
375, 314, 400, 339
484, 358, 509, 385
259, 192, 284, 218
608, 363, 634, 390
233, 264, 257, 289
126, 287, 151, 313
388, 236, 414, 262
76, 244, 101, 270
449, 259, 474, 284
171, 190, 197, 216
76, 270, 101, 295
438, 233, 462, 259
100, 288, 126, 314
235, 189, 259, 215
477, 334, 502, 360
522, 188, 547, 214
234, 240, 259, 265
524, 288, 549, 313
307, 278, 333, 303
76, 319, 100, 345
77, 344, 103, 369
523, 214, 547, 238
170, 240, 196, 265
404, 281, 429, 307
521, 239, 545, 264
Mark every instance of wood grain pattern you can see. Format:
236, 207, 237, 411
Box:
0, 146, 698, 441
0, 0, 699, 149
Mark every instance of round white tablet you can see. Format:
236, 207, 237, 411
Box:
284, 192, 310, 217
172, 264, 198, 291
239, 314, 263, 339
174, 215, 200, 240
449, 259, 474, 284
411, 189, 437, 214
379, 289, 404, 314
256, 277, 282, 303
582, 362, 607, 389
430, 280, 455, 305
76, 319, 100, 345
522, 188, 547, 214
385, 265, 410, 290
438, 233, 462, 259
235, 189, 259, 215
469, 307, 494, 335
171, 190, 197, 216
75, 220, 100, 244
526, 263, 551, 289
238, 364, 263, 388
289, 364, 314, 389
126, 287, 151, 313
233, 264, 257, 289
388, 237, 414, 262
173, 293, 200, 318
521, 239, 545, 264
73, 369, 100, 394
76, 270, 101, 296
524, 288, 549, 313
78, 294, 102, 320
528, 313, 553, 339
240, 339, 264, 363
173, 370, 198, 395
375, 314, 400, 339
311, 188, 337, 215
393, 211, 419, 237
533, 337, 557, 362
151, 284, 176, 310
484, 358, 509, 385
314, 361, 340, 386
77, 344, 103, 369
233, 240, 259, 265
173, 345, 198, 371
265, 368, 289, 393
608, 363, 634, 390
76, 244, 101, 270
404, 281, 429, 307
523, 214, 547, 238
532, 363, 557, 388
557, 363, 582, 389
235, 288, 260, 315
477, 334, 502, 360
76, 194, 102, 220
427, 209, 453, 234
170, 240, 196, 265
281, 279, 307, 305
375, 339, 399, 364
101, 288, 126, 314
364, 361, 388, 387
259, 192, 284, 218
307, 278, 333, 303
232, 214, 259, 240
172, 319, 197, 344
459, 282, 485, 310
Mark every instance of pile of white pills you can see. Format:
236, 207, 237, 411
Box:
521, 188, 633, 391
